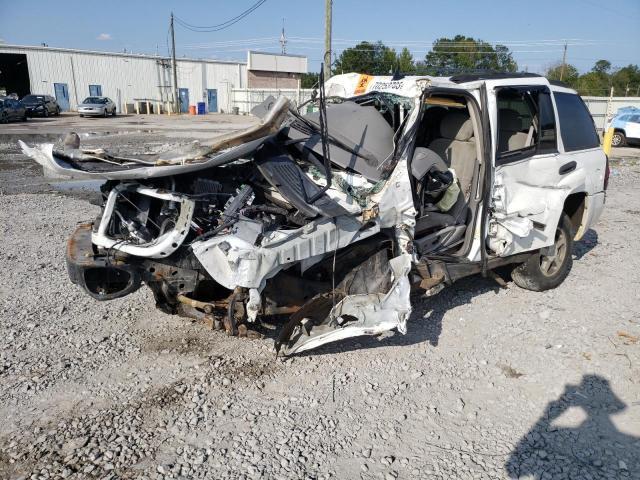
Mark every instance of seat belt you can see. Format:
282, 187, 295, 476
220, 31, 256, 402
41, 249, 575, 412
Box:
525, 125, 535, 147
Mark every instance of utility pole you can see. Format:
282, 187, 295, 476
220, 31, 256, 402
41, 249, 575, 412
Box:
559, 41, 567, 81
280, 18, 287, 55
324, 0, 332, 81
170, 12, 179, 114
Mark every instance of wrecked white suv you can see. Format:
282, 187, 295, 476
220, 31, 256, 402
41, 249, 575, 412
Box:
22, 72, 608, 355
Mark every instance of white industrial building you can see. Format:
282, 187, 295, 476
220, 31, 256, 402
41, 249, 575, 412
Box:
0, 44, 307, 114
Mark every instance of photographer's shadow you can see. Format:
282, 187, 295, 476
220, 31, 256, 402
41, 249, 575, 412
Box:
506, 374, 639, 479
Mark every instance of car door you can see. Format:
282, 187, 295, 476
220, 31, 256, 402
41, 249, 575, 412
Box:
486, 82, 567, 257
10, 99, 22, 120
626, 115, 640, 140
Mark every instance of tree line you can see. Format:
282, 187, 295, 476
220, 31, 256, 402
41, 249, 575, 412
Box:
301, 35, 639, 97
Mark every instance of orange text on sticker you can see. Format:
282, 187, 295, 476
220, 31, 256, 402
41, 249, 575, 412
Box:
354, 74, 373, 95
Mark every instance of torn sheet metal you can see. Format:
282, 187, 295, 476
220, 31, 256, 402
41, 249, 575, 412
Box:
276, 253, 413, 355
19, 137, 269, 180
19, 97, 291, 180
490, 172, 570, 256
191, 215, 381, 291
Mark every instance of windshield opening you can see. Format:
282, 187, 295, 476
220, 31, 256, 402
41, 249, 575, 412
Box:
83, 97, 106, 104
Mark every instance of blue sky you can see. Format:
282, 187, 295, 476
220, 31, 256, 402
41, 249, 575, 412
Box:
0, 0, 638, 74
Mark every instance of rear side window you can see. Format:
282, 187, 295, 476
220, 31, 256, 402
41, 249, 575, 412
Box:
554, 92, 599, 152
496, 86, 557, 163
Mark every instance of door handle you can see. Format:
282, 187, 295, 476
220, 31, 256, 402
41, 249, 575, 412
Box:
559, 161, 577, 175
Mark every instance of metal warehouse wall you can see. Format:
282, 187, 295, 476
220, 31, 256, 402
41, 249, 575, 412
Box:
0, 45, 247, 113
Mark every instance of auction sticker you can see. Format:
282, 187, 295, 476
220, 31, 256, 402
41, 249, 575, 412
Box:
354, 74, 374, 95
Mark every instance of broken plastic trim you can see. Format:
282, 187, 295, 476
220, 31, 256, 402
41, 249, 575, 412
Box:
93, 184, 195, 259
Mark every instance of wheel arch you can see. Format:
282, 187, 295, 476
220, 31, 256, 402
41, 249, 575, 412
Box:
563, 191, 587, 240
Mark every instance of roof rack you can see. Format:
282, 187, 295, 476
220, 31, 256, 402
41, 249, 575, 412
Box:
449, 72, 543, 83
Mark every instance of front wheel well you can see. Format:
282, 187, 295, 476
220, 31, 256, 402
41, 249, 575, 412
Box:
563, 192, 586, 237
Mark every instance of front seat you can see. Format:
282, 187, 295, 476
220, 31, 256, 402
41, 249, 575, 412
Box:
498, 108, 528, 153
428, 111, 477, 201
411, 147, 468, 254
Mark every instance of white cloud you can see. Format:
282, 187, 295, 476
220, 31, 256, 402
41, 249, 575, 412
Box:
96, 33, 112, 41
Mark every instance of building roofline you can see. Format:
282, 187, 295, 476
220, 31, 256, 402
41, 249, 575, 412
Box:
247, 50, 307, 60
0, 43, 247, 65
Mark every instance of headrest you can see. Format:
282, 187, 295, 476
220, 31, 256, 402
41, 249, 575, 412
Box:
499, 109, 522, 132
439, 112, 474, 141
411, 147, 447, 180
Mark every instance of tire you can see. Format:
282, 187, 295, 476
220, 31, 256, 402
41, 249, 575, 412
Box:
55, 107, 60, 116
103, 108, 108, 117
612, 131, 626, 147
512, 213, 573, 292
43, 108, 49, 118
79, 114, 84, 117
111, 107, 116, 116
0, 113, 7, 124
22, 114, 28, 121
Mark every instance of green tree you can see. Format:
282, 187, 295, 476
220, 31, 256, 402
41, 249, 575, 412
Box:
422, 35, 517, 74
545, 62, 580, 88
611, 64, 640, 96
333, 41, 398, 75
397, 47, 415, 73
301, 72, 319, 89
576, 71, 609, 96
592, 60, 612, 74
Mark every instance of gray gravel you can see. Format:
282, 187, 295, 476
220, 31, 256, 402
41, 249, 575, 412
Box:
0, 145, 639, 479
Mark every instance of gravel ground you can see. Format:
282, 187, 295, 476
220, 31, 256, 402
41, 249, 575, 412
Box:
0, 139, 639, 479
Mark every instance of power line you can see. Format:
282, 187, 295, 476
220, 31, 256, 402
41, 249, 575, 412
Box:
174, 0, 267, 32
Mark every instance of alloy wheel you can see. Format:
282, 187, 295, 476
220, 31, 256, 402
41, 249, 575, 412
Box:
540, 227, 568, 277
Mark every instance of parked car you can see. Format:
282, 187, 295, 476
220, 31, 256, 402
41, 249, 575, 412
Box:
0, 96, 28, 122
21, 94, 60, 117
77, 96, 116, 117
21, 72, 608, 355
606, 107, 640, 147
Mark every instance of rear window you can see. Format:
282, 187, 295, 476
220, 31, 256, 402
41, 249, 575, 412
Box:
23, 95, 45, 103
553, 92, 600, 152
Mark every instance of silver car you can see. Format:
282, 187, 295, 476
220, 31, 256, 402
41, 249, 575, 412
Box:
78, 96, 116, 117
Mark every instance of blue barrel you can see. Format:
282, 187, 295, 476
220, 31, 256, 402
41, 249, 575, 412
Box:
197, 102, 206, 115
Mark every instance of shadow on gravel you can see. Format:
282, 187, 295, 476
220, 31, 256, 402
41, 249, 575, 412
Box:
294, 274, 502, 357
505, 375, 639, 479
573, 228, 599, 260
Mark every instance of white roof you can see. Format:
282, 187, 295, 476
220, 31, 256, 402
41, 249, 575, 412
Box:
0, 43, 246, 66
325, 72, 564, 99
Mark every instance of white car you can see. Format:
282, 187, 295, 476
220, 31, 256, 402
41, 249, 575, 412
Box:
77, 96, 116, 117
22, 72, 608, 355
606, 108, 640, 147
